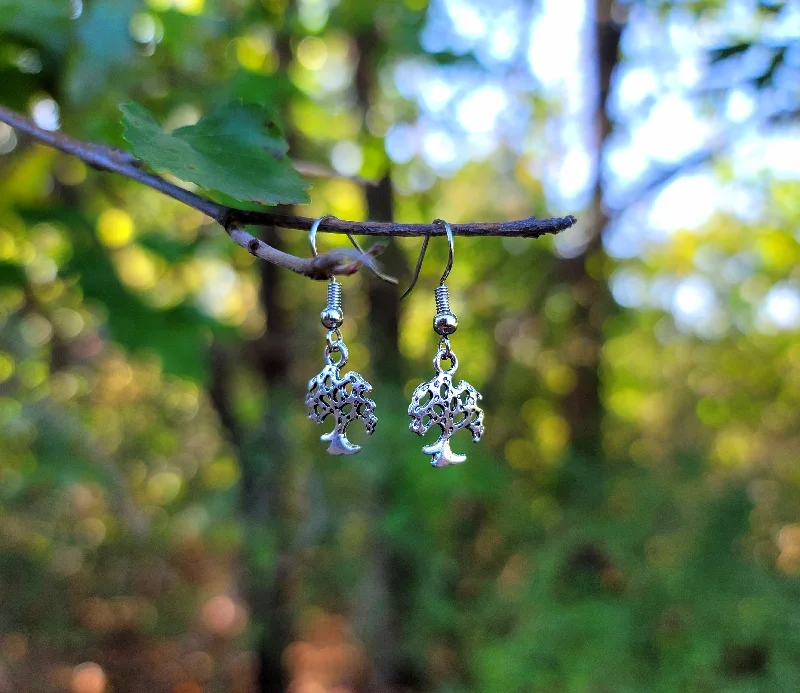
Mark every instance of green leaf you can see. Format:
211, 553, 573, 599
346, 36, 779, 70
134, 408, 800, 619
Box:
67, 0, 137, 102
0, 0, 72, 55
120, 101, 311, 206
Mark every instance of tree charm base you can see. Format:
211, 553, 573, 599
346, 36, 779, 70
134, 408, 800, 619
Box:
423, 438, 467, 468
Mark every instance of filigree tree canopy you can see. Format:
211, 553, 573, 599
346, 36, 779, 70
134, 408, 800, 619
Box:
306, 343, 377, 455
408, 351, 484, 467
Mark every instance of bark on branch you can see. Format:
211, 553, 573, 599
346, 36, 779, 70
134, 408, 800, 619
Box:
0, 104, 577, 279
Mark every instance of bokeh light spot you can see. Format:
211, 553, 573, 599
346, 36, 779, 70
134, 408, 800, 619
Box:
173, 0, 203, 15
71, 663, 106, 693
202, 595, 247, 637
297, 36, 328, 71
97, 209, 135, 248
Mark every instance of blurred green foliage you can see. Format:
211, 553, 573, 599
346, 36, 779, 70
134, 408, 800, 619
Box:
1, 1, 800, 692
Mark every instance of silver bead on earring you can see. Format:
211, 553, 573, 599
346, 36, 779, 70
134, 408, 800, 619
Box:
305, 216, 377, 455
405, 219, 484, 467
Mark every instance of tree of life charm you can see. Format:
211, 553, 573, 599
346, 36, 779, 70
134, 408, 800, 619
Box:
408, 340, 484, 467
306, 335, 377, 455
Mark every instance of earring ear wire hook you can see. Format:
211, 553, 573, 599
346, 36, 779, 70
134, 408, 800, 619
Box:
400, 218, 455, 300
436, 218, 455, 286
308, 214, 337, 260
400, 235, 430, 301
309, 214, 398, 285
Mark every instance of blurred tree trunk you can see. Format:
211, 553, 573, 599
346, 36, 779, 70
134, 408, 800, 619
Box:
350, 30, 410, 693
240, 16, 301, 692
355, 30, 407, 383
557, 0, 621, 459
364, 174, 407, 382
247, 226, 295, 693
209, 230, 295, 693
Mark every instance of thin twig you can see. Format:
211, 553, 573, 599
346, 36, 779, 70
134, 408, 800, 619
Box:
224, 209, 578, 239
227, 223, 388, 279
0, 104, 577, 279
293, 160, 379, 188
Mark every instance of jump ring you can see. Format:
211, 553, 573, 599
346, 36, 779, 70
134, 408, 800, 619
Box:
433, 347, 458, 375
324, 340, 349, 367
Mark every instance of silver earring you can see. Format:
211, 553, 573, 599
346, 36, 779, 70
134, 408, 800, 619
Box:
405, 219, 484, 467
305, 216, 377, 455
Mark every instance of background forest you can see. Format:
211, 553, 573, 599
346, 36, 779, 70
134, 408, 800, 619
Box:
2, 0, 800, 692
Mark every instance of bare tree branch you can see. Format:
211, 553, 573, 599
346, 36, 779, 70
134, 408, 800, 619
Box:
610, 107, 800, 214
227, 222, 388, 279
225, 209, 578, 239
610, 148, 718, 213
0, 104, 577, 279
293, 159, 379, 187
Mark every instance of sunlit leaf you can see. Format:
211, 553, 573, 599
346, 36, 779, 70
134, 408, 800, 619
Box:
120, 101, 311, 206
